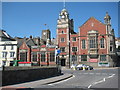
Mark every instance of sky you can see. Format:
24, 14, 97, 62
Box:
2, 2, 119, 38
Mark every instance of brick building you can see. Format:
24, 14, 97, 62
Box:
56, 9, 117, 67
56, 9, 76, 67
16, 30, 56, 66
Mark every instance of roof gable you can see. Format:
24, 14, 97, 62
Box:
20, 41, 29, 49
80, 17, 105, 28
26, 39, 36, 47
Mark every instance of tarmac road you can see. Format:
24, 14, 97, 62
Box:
36, 67, 119, 89
1, 67, 119, 90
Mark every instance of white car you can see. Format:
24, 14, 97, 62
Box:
76, 64, 88, 70
71, 64, 77, 70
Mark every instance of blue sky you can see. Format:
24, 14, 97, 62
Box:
2, 2, 118, 38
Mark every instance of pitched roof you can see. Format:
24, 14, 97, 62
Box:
79, 17, 105, 28
14, 37, 25, 47
0, 30, 16, 41
26, 38, 36, 47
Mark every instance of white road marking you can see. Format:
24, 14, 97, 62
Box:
88, 78, 105, 88
48, 75, 75, 86
106, 74, 115, 79
88, 85, 92, 88
88, 73, 115, 88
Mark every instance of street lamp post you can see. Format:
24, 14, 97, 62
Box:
69, 40, 71, 68
68, 30, 71, 68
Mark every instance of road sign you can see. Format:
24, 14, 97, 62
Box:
57, 49, 61, 54
55, 49, 61, 56
98, 62, 109, 66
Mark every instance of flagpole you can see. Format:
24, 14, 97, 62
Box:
63, 0, 65, 9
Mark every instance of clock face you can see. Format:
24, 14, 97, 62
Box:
43, 32, 46, 35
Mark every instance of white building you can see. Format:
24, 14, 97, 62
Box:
0, 30, 17, 66
115, 37, 120, 49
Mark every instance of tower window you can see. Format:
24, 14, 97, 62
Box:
61, 38, 65, 42
72, 47, 77, 52
72, 37, 76, 41
60, 47, 65, 52
61, 31, 64, 34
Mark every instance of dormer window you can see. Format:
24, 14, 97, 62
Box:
61, 38, 65, 42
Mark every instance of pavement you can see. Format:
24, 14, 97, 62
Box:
1, 73, 73, 89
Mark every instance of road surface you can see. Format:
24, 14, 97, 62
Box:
36, 68, 119, 89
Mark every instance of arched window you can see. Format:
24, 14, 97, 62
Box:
100, 38, 105, 48
82, 39, 86, 49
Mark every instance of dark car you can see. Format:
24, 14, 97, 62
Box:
86, 65, 93, 70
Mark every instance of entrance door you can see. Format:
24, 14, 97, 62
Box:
61, 59, 66, 66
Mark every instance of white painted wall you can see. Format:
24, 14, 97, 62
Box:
0, 41, 17, 66
116, 41, 120, 48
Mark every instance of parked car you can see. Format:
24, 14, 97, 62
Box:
71, 64, 77, 70
76, 64, 87, 70
76, 64, 93, 70
86, 65, 93, 70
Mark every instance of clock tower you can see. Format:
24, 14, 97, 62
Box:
56, 8, 74, 66
41, 29, 51, 42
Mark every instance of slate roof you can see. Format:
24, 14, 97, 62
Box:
26, 38, 36, 48
0, 30, 16, 41
15, 37, 36, 48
